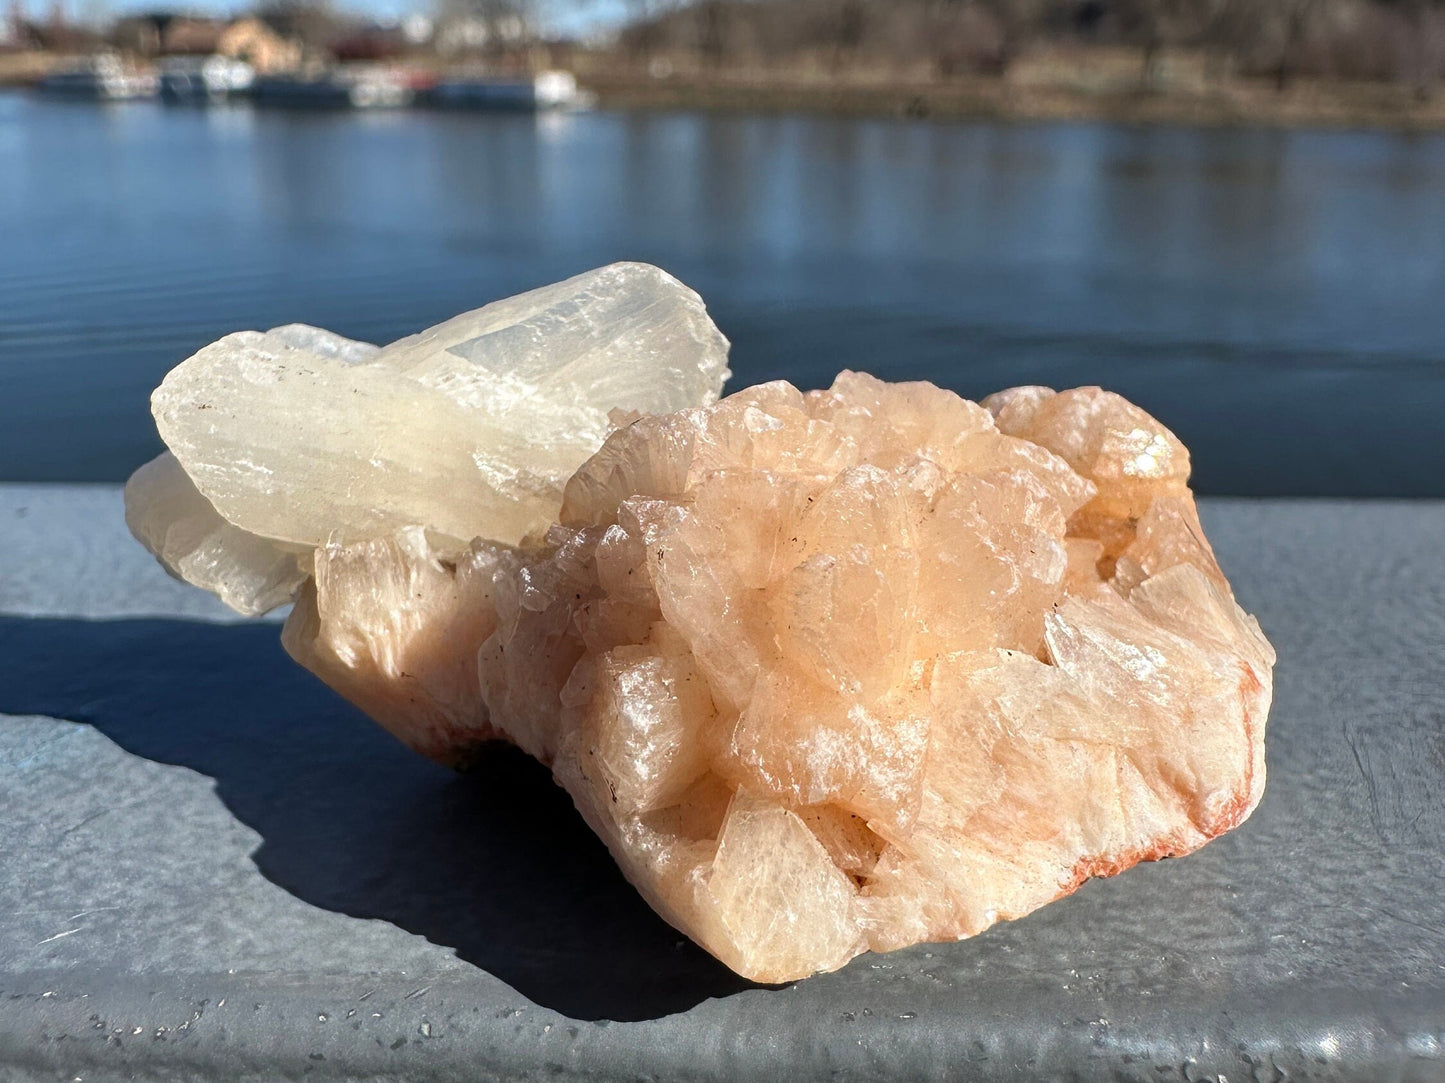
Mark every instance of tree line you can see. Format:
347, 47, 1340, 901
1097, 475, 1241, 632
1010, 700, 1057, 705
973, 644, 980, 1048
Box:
600, 0, 1445, 89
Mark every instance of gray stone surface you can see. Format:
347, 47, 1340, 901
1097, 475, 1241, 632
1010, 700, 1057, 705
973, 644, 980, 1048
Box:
0, 486, 265, 622
2, 485, 1442, 1081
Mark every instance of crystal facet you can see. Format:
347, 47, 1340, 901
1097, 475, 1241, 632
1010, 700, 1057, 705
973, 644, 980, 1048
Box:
126, 268, 1273, 984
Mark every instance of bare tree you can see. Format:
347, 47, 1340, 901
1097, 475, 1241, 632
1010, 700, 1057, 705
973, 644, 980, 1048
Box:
1270, 0, 1321, 89
1388, 0, 1441, 96
827, 0, 866, 70
973, 0, 1049, 72
1203, 0, 1327, 91
256, 0, 341, 53
693, 0, 732, 68
569, 0, 1443, 90
922, 0, 1009, 76
1112, 0, 1229, 88
618, 0, 680, 64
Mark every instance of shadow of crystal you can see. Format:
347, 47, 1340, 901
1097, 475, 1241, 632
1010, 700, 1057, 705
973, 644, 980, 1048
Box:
0, 614, 757, 1021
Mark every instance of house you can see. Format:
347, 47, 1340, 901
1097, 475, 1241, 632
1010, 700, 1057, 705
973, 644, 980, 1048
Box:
216, 17, 299, 73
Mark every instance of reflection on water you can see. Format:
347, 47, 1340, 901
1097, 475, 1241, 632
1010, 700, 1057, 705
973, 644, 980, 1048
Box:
2, 92, 1443, 494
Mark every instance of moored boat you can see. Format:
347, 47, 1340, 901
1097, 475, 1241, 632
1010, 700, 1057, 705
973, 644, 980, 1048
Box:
427, 69, 584, 112
250, 65, 411, 109
158, 56, 255, 103
36, 55, 157, 100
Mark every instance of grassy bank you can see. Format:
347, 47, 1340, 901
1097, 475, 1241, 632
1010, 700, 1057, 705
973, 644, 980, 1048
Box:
585, 71, 1445, 133
0, 52, 68, 87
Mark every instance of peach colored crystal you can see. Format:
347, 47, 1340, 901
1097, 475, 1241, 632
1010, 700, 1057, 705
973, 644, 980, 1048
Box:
279, 373, 1274, 983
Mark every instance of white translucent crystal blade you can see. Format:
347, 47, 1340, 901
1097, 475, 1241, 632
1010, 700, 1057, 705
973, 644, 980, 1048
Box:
375, 262, 730, 417
149, 262, 730, 550
123, 452, 310, 616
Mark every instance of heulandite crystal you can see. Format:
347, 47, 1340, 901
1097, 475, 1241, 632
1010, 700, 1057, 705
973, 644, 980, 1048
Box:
127, 264, 1274, 984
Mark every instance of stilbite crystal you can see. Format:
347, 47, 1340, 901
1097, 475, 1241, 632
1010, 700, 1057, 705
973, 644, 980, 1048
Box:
126, 267, 1274, 985
148, 262, 730, 550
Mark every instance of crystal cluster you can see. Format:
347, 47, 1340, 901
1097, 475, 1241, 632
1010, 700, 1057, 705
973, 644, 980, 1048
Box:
127, 264, 1274, 984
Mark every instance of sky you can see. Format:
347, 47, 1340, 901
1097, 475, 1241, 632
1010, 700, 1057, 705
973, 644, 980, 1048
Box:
15, 0, 632, 33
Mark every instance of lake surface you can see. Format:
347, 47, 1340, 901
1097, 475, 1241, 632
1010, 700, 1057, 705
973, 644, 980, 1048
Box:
2, 92, 1443, 495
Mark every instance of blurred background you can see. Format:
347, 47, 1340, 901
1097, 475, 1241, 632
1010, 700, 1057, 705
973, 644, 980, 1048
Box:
1, 0, 1443, 496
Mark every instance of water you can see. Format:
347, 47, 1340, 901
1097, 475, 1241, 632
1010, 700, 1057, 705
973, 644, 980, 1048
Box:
2, 92, 1443, 495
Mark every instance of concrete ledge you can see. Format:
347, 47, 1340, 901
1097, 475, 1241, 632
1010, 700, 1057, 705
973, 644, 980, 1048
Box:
0, 486, 259, 622
3, 487, 1443, 1081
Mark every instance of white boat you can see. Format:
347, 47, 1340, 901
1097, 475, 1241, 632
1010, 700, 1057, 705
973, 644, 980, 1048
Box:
36, 55, 157, 101
159, 56, 255, 104
428, 70, 586, 112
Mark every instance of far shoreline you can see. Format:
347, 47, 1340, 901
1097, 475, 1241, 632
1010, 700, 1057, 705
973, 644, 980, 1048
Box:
585, 74, 1445, 135
6, 48, 1445, 135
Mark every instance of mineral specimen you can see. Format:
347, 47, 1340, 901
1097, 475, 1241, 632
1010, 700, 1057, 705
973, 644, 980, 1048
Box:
127, 264, 1274, 985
